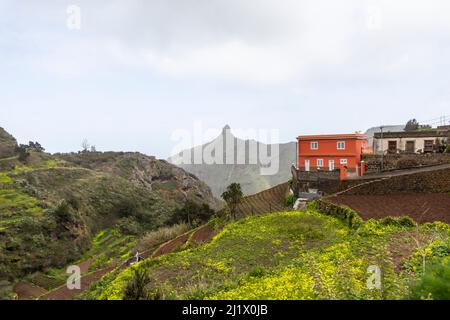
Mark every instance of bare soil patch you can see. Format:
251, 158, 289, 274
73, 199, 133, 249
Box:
189, 225, 220, 245
328, 193, 450, 223
14, 282, 47, 300
39, 265, 116, 300
152, 232, 192, 258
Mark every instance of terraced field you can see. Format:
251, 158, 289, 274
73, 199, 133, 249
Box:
235, 182, 290, 217
328, 193, 450, 224
86, 210, 450, 300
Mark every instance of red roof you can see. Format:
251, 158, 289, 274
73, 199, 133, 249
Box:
297, 133, 368, 140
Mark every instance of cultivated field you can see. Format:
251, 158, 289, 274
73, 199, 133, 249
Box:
84, 210, 450, 300
328, 194, 450, 224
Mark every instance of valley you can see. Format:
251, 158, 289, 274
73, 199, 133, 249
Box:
1, 126, 449, 301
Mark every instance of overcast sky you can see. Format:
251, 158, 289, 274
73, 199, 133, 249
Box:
1, 0, 450, 158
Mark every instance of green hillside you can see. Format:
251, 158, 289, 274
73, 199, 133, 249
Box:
84, 209, 450, 300
0, 128, 219, 297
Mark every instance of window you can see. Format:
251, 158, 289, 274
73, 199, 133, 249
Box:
424, 140, 434, 153
340, 159, 348, 165
310, 142, 318, 150
337, 141, 346, 150
388, 141, 397, 153
317, 159, 324, 168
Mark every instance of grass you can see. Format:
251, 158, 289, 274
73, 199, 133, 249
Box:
0, 173, 13, 185
88, 210, 450, 300
85, 228, 137, 270
27, 227, 137, 290
0, 188, 42, 217
136, 223, 191, 252
152, 181, 178, 191
12, 159, 60, 174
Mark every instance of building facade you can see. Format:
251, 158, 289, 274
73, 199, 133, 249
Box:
373, 127, 450, 154
296, 133, 370, 175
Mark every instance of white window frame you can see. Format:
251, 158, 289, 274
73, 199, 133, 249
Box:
317, 159, 324, 168
340, 159, 348, 165
310, 141, 318, 150
305, 159, 310, 172
337, 141, 346, 150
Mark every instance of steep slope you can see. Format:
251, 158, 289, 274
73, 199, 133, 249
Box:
55, 152, 220, 209
86, 210, 450, 300
0, 127, 18, 159
0, 128, 219, 284
168, 126, 297, 197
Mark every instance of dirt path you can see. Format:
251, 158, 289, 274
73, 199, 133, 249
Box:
24, 224, 222, 300
79, 258, 93, 273
39, 265, 116, 300
13, 282, 47, 300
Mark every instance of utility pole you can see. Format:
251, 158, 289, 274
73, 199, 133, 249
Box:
380, 126, 384, 172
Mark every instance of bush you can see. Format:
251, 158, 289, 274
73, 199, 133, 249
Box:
284, 194, 297, 207
380, 216, 416, 228
409, 256, 450, 300
170, 200, 214, 226
50, 200, 79, 224
117, 217, 142, 235
123, 267, 150, 300
315, 200, 363, 229
248, 266, 267, 278
445, 145, 450, 154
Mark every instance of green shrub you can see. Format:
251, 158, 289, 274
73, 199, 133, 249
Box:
409, 256, 450, 300
170, 200, 214, 226
284, 194, 297, 207
315, 200, 363, 229
248, 266, 267, 278
117, 217, 142, 235
381, 216, 416, 228
123, 267, 150, 300
49, 200, 80, 224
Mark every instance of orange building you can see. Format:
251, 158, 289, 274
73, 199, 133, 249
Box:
297, 133, 370, 178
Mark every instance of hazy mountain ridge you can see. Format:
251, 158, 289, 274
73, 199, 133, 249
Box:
168, 126, 297, 197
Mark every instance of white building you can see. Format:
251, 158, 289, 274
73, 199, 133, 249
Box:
373, 127, 450, 154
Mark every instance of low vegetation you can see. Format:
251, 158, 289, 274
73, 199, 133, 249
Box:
86, 209, 450, 300
0, 128, 218, 293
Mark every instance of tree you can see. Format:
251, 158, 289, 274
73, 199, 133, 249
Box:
16, 144, 30, 162
171, 200, 213, 226
404, 119, 419, 131
221, 183, 243, 220
26, 141, 45, 152
81, 139, 90, 153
